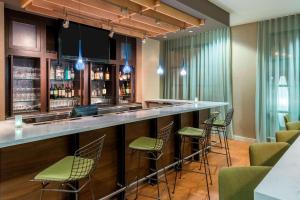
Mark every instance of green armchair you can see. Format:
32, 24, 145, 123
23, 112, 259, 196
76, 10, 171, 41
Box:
249, 142, 290, 166
276, 130, 300, 145
219, 166, 271, 200
284, 114, 300, 130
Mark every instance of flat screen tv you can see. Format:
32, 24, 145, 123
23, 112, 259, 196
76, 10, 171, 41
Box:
60, 22, 109, 60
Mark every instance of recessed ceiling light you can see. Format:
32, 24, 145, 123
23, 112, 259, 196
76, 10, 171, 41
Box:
163, 35, 167, 39
189, 30, 193, 33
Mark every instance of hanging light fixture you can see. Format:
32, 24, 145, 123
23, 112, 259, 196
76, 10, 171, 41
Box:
123, 36, 131, 74
180, 59, 187, 76
75, 25, 85, 70
157, 65, 164, 75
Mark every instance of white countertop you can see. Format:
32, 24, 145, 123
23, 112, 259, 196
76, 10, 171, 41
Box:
0, 101, 227, 148
255, 136, 300, 200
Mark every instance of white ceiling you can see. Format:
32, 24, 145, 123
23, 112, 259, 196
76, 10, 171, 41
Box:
209, 0, 300, 26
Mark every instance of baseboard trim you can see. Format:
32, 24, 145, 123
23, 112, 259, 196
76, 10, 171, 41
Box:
233, 135, 257, 143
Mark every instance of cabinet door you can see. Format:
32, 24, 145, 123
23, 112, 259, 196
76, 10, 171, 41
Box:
8, 18, 41, 52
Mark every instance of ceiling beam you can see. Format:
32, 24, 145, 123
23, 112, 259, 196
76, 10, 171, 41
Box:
20, 0, 33, 8
129, 0, 204, 26
25, 3, 147, 38
32, 0, 163, 35
105, 0, 183, 30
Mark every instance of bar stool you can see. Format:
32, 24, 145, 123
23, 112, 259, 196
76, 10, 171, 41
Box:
32, 135, 106, 200
172, 114, 217, 200
128, 121, 174, 200
209, 108, 234, 166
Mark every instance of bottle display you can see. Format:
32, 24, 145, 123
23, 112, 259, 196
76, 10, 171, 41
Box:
90, 64, 113, 105
119, 65, 134, 104
49, 61, 80, 110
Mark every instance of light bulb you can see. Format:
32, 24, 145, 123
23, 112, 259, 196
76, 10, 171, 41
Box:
75, 40, 85, 70
123, 61, 131, 74
180, 68, 187, 76
157, 65, 163, 75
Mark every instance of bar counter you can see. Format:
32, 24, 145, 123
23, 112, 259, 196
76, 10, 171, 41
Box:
0, 100, 227, 200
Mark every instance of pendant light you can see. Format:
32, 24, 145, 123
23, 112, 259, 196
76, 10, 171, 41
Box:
75, 1, 84, 71
157, 65, 164, 75
180, 59, 187, 76
123, 36, 131, 74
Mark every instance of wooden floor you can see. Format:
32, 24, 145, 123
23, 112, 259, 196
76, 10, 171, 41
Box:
126, 138, 252, 200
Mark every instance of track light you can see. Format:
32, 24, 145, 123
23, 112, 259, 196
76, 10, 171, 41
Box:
155, 19, 161, 25
62, 19, 69, 29
109, 30, 114, 38
142, 35, 147, 44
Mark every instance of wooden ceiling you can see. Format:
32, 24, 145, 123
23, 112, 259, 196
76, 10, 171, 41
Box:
20, 0, 205, 38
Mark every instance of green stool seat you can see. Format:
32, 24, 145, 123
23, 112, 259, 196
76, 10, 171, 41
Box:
249, 142, 290, 166
34, 156, 94, 182
129, 136, 163, 151
276, 130, 300, 145
178, 127, 205, 137
219, 166, 271, 200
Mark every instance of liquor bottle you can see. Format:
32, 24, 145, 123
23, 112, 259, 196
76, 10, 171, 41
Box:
65, 84, 68, 98
125, 83, 130, 95
95, 67, 99, 80
50, 84, 54, 99
64, 66, 69, 80
91, 68, 95, 80
50, 66, 55, 80
121, 83, 125, 96
68, 85, 72, 98
56, 65, 61, 80
71, 84, 75, 97
105, 67, 110, 80
57, 85, 61, 98
102, 83, 107, 96
119, 71, 123, 81
53, 84, 58, 99
70, 67, 75, 80
99, 67, 104, 80
127, 72, 131, 80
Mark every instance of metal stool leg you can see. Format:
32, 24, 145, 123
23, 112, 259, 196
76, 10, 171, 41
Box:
179, 137, 185, 179
75, 192, 78, 200
204, 147, 212, 185
224, 130, 232, 166
156, 161, 160, 200
202, 149, 210, 200
89, 177, 95, 200
163, 167, 172, 200
217, 129, 223, 148
173, 136, 183, 194
135, 151, 141, 200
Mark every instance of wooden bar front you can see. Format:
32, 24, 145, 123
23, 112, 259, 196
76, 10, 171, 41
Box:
0, 110, 210, 200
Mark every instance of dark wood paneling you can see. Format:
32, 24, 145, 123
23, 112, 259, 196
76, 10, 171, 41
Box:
78, 127, 118, 199
157, 115, 176, 168
0, 136, 71, 200
125, 121, 151, 184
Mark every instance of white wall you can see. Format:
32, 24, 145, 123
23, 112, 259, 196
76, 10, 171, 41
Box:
140, 39, 160, 102
0, 2, 5, 120
231, 23, 257, 139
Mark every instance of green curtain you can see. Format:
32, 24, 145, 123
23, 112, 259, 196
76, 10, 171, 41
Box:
160, 28, 232, 105
256, 14, 300, 141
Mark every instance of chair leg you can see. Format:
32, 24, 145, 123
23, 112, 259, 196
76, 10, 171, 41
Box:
163, 167, 172, 200
135, 151, 141, 200
39, 190, 44, 200
204, 149, 212, 185
89, 178, 95, 200
202, 150, 210, 200
75, 192, 78, 200
217, 129, 223, 148
224, 131, 232, 166
179, 137, 185, 179
156, 162, 160, 200
173, 136, 182, 194
223, 130, 232, 166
